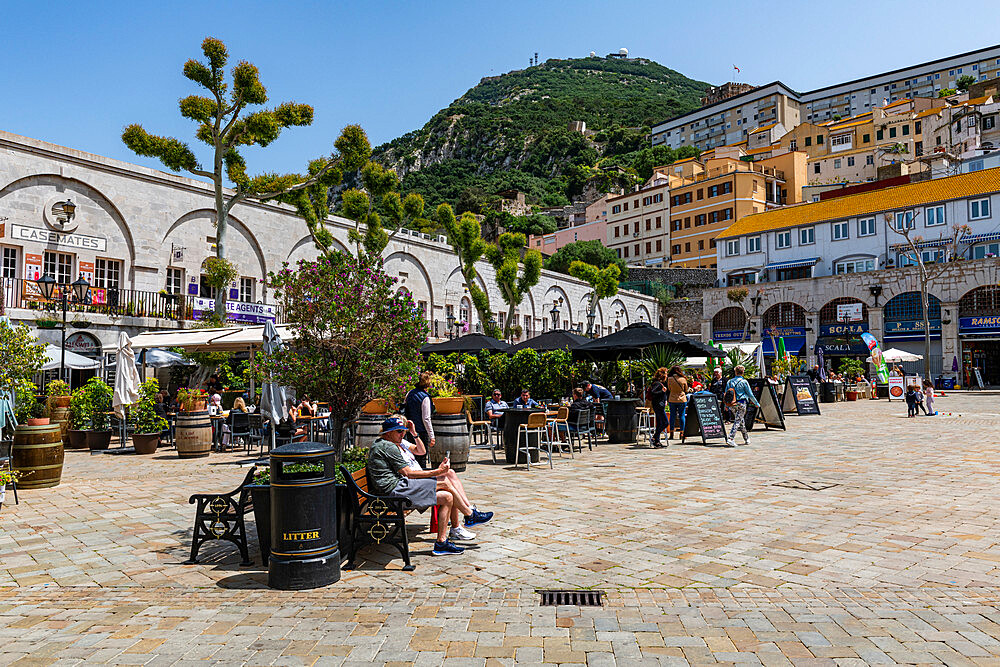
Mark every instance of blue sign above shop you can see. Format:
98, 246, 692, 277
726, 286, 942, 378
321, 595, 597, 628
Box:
884, 319, 941, 334
711, 329, 748, 341
819, 323, 869, 336
960, 316, 1000, 333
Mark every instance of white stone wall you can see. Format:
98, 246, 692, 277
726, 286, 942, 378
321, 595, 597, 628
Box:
0, 130, 658, 350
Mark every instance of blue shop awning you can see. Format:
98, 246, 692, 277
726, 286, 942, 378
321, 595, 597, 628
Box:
960, 232, 1000, 244
814, 336, 870, 356
764, 257, 821, 271
762, 335, 806, 357
890, 238, 952, 251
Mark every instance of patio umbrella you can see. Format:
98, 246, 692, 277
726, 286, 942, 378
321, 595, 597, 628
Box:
260, 321, 289, 430
40, 345, 100, 371
112, 332, 142, 419
508, 329, 590, 353
421, 333, 511, 356
572, 322, 725, 362
138, 348, 196, 368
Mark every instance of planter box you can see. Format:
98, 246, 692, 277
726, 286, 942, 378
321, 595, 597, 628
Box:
432, 396, 464, 414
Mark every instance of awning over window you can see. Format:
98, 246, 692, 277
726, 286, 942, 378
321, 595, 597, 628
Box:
814, 336, 869, 356
960, 232, 1000, 244
890, 238, 952, 251
764, 257, 821, 271
762, 335, 806, 357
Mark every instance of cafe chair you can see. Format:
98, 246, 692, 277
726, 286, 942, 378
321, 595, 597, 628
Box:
466, 410, 491, 449
548, 407, 573, 460
515, 411, 552, 470
246, 414, 265, 455
489, 417, 504, 463
227, 412, 252, 449
568, 408, 595, 452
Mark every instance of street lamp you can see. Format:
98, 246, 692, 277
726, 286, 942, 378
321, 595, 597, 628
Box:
869, 284, 883, 307
586, 311, 596, 338
550, 301, 561, 330
36, 274, 91, 383
446, 313, 456, 339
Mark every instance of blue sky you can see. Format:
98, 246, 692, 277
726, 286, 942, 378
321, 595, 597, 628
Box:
3, 0, 998, 178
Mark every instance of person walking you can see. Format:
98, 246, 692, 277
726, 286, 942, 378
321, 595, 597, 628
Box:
904, 384, 919, 417
922, 379, 937, 416
724, 365, 760, 447
648, 367, 668, 448
666, 366, 689, 443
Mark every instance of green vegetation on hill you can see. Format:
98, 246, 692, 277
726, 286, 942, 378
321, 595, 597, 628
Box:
374, 56, 709, 211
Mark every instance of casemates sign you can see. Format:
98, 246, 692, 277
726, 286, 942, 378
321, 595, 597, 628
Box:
11, 224, 107, 252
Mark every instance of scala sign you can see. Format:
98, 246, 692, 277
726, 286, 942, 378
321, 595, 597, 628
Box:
192, 297, 276, 324
820, 323, 868, 336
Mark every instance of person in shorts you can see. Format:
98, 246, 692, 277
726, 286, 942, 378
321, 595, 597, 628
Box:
367, 417, 493, 556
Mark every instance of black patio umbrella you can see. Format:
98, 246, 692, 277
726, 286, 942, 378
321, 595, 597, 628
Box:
572, 322, 726, 362
508, 329, 591, 353
421, 333, 511, 356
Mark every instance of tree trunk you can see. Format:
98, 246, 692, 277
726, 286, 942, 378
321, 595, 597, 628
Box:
214, 179, 228, 322
920, 281, 932, 379
329, 416, 349, 461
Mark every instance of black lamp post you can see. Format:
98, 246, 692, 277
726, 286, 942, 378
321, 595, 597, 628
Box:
446, 313, 456, 340
586, 311, 597, 338
869, 284, 883, 307
549, 301, 561, 330
37, 273, 91, 383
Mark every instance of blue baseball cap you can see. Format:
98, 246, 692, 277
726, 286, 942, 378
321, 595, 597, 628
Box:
380, 417, 407, 434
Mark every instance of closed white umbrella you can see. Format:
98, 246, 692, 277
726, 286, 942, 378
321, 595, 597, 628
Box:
260, 321, 289, 428
112, 331, 142, 419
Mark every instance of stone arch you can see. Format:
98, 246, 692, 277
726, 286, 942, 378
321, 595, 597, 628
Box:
542, 285, 573, 328
819, 297, 870, 325
959, 285, 1000, 317
762, 302, 805, 329
635, 304, 652, 324
0, 173, 137, 263
285, 234, 349, 266
884, 291, 942, 322
712, 306, 747, 333
609, 298, 629, 326
384, 251, 435, 317
164, 209, 267, 283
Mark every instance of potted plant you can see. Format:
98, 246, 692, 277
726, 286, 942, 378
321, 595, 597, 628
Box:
0, 469, 24, 511
27, 402, 50, 426
131, 379, 168, 455
428, 373, 464, 414
178, 387, 208, 412
47, 380, 71, 408
361, 398, 392, 414
67, 385, 90, 449
79, 377, 113, 451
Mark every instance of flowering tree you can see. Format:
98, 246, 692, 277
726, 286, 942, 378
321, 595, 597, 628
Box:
266, 253, 427, 452
0, 320, 46, 423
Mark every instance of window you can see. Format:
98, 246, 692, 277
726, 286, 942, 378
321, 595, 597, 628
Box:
915, 121, 922, 134
633, 221, 639, 233
889, 127, 896, 138
972, 242, 1000, 259
166, 267, 183, 295
866, 154, 874, 165
925, 205, 946, 226
645, 219, 651, 231
93, 258, 121, 290
643, 196, 652, 206
805, 136, 812, 147
710, 239, 716, 248
645, 242, 652, 254
656, 240, 662, 252
671, 244, 680, 255
985, 116, 997, 130
776, 231, 791, 248
789, 139, 797, 150
726, 239, 740, 256
902, 124, 909, 136
695, 214, 707, 226
655, 216, 662, 228
653, 193, 663, 203
832, 221, 849, 240
2, 246, 18, 279
43, 251, 73, 284
814, 163, 821, 174
834, 159, 842, 169
894, 211, 915, 230
684, 217, 691, 228
863, 133, 870, 143
834, 258, 876, 274
684, 242, 690, 252
707, 182, 732, 197
697, 240, 704, 250
859, 217, 876, 236
817, 135, 824, 144
697, 189, 704, 200
847, 156, 855, 167
876, 129, 884, 140
614, 226, 620, 238
969, 159, 985, 172
623, 202, 628, 211
970, 198, 991, 220
748, 235, 761, 253
831, 134, 851, 146
623, 246, 629, 258
634, 244, 639, 256
239, 277, 255, 302
671, 219, 681, 231
799, 226, 815, 245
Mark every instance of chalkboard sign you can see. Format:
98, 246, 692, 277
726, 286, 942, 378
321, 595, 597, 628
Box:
683, 392, 727, 444
972, 368, 985, 390
781, 375, 820, 415
748, 379, 786, 431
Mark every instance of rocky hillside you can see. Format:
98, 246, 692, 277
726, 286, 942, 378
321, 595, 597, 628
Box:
373, 56, 709, 210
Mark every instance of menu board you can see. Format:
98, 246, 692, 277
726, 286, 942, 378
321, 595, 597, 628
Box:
683, 392, 727, 444
781, 375, 820, 415
887, 375, 905, 401
748, 379, 786, 431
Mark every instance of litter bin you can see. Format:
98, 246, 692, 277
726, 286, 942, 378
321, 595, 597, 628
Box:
268, 441, 340, 590
820, 382, 837, 403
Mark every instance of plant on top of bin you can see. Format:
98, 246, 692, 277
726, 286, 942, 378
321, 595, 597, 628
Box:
177, 387, 208, 411
0, 319, 46, 424
252, 446, 368, 485
46, 380, 71, 398
266, 252, 427, 454
133, 379, 168, 435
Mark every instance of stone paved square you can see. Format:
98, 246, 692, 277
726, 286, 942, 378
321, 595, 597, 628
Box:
3, 392, 1000, 664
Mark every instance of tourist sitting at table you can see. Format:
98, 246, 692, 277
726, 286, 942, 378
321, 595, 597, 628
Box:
297, 395, 316, 417
485, 389, 508, 430
404, 372, 434, 469
232, 397, 248, 413
367, 417, 493, 556
582, 381, 613, 403
208, 393, 223, 416
511, 389, 539, 408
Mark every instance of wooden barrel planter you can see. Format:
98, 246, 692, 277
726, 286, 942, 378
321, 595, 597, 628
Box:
66, 429, 88, 450
50, 406, 72, 439
175, 410, 212, 458
353, 413, 386, 450
12, 423, 65, 489
429, 414, 471, 472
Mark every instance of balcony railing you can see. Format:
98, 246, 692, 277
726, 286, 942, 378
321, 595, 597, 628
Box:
1, 277, 284, 324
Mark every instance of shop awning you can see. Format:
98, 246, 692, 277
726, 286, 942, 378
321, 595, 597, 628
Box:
960, 231, 1000, 244
890, 238, 952, 251
130, 325, 296, 351
814, 336, 869, 356
764, 257, 821, 271
762, 335, 806, 357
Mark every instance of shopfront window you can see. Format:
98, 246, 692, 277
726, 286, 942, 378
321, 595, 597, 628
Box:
239, 277, 255, 302
93, 258, 121, 290
1, 247, 17, 279
43, 251, 73, 284
166, 268, 184, 294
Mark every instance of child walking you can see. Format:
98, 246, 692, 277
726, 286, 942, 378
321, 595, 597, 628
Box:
922, 379, 937, 416
905, 384, 918, 417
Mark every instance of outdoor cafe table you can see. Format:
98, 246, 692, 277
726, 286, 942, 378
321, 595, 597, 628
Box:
502, 407, 549, 464
603, 398, 640, 444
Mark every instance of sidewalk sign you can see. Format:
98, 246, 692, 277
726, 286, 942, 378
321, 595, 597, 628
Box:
749, 379, 786, 430
781, 375, 820, 415
683, 393, 727, 444
887, 375, 905, 401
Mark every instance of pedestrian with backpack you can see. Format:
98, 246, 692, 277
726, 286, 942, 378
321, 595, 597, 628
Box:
724, 365, 760, 447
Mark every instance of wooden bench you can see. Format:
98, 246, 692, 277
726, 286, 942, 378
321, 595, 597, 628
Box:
185, 467, 256, 566
339, 465, 418, 571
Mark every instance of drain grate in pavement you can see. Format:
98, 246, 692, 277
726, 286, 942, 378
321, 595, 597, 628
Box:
772, 480, 840, 491
538, 590, 604, 607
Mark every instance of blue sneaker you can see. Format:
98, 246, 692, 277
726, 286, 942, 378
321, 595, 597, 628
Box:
464, 509, 494, 527
432, 539, 465, 556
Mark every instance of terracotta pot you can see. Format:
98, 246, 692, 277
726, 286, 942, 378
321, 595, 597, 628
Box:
86, 430, 112, 451
361, 399, 390, 415
846, 391, 858, 402
49, 396, 72, 409
66, 429, 88, 450
432, 396, 465, 415
182, 398, 208, 412
132, 433, 159, 455
27, 418, 50, 426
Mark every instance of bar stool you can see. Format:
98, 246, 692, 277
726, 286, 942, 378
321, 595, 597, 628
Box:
516, 412, 551, 470
636, 407, 653, 445
548, 407, 572, 460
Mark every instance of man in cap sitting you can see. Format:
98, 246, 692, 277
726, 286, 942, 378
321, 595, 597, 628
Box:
367, 416, 493, 556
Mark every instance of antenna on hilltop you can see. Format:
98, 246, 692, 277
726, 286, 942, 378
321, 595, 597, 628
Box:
534, 52, 538, 66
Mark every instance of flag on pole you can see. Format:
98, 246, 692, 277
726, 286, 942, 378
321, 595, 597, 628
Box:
734, 65, 740, 74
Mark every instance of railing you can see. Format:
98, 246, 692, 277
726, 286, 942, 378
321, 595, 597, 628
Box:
1, 277, 284, 324
670, 162, 786, 186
